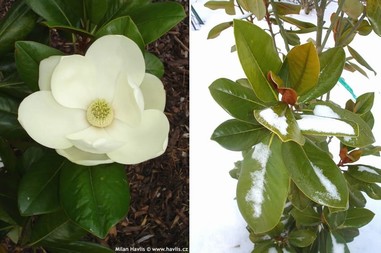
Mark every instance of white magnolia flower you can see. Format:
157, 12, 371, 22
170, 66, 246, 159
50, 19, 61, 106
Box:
18, 35, 170, 166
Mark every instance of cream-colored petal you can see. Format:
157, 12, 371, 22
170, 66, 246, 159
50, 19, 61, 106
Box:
112, 73, 143, 127
18, 91, 88, 149
39, 56, 62, 91
140, 73, 166, 111
57, 147, 113, 166
85, 35, 145, 89
107, 110, 170, 164
51, 55, 112, 109
66, 126, 125, 154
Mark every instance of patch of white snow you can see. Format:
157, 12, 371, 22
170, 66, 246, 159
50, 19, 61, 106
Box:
259, 108, 288, 135
358, 166, 379, 175
313, 105, 340, 119
311, 163, 340, 200
245, 143, 271, 217
297, 115, 355, 135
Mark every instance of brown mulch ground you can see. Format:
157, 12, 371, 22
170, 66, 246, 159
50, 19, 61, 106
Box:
1, 0, 189, 251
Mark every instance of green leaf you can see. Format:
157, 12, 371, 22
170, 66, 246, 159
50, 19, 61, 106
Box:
326, 232, 350, 253
205, 0, 235, 15
288, 182, 314, 211
347, 165, 381, 183
0, 0, 37, 56
41, 21, 93, 38
95, 16, 145, 51
25, 0, 82, 27
129, 2, 185, 44
15, 41, 63, 91
366, 0, 381, 36
254, 103, 305, 145
233, 19, 281, 103
336, 228, 359, 243
296, 114, 358, 138
340, 208, 374, 229
282, 140, 348, 208
299, 47, 345, 102
144, 51, 164, 78
238, 0, 266, 20
323, 207, 346, 229
0, 170, 23, 225
288, 229, 317, 247
42, 241, 114, 253
0, 78, 32, 99
290, 206, 321, 226
340, 0, 364, 19
310, 102, 375, 147
272, 2, 301, 15
0, 93, 27, 139
285, 32, 300, 46
237, 136, 290, 233
347, 46, 376, 75
209, 78, 266, 123
0, 138, 16, 171
280, 42, 320, 96
357, 20, 373, 35
353, 92, 374, 115
83, 0, 110, 25
279, 16, 317, 29
207, 21, 233, 39
18, 155, 64, 216
60, 163, 130, 238
28, 210, 86, 246
345, 61, 369, 78
211, 119, 268, 151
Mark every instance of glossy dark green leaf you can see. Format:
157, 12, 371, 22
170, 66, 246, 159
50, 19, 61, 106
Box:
60, 163, 130, 238
283, 140, 348, 208
323, 207, 346, 229
347, 164, 381, 183
209, 78, 266, 123
340, 208, 374, 229
299, 47, 345, 102
336, 228, 359, 243
129, 2, 185, 44
15, 41, 63, 91
211, 119, 268, 151
348, 184, 366, 208
310, 102, 375, 147
0, 170, 23, 225
366, 0, 381, 36
95, 16, 145, 51
205, 0, 235, 15
285, 32, 300, 46
207, 21, 233, 39
254, 103, 305, 145
348, 46, 376, 75
0, 78, 32, 99
18, 155, 64, 216
83, 0, 110, 25
353, 92, 374, 115
42, 241, 114, 253
288, 182, 313, 211
25, 0, 82, 27
0, 138, 16, 171
0, 93, 27, 139
0, 0, 37, 56
144, 51, 164, 78
288, 229, 317, 247
42, 21, 93, 38
290, 207, 321, 226
28, 210, 86, 246
237, 136, 290, 233
233, 19, 281, 103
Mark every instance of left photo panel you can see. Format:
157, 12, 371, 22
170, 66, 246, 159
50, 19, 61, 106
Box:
0, 0, 189, 252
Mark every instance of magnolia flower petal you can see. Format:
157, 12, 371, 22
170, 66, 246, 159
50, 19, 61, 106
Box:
39, 55, 62, 91
18, 91, 88, 149
66, 126, 125, 154
51, 55, 110, 109
140, 73, 166, 111
107, 110, 170, 164
85, 35, 145, 89
57, 147, 113, 166
112, 73, 142, 127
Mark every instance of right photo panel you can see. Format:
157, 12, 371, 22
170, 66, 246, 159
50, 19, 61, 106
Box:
190, 0, 381, 252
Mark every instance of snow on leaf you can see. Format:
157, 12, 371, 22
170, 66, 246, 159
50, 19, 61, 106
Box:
245, 143, 271, 217
313, 105, 340, 118
259, 108, 288, 135
358, 166, 379, 175
297, 115, 355, 136
311, 163, 340, 201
